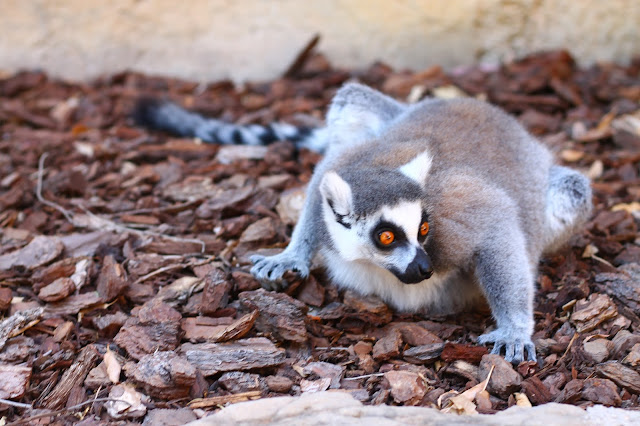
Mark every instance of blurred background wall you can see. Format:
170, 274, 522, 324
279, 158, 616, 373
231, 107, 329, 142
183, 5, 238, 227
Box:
2, 0, 639, 83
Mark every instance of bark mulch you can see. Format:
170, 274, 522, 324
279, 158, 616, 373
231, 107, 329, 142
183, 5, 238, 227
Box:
0, 49, 639, 423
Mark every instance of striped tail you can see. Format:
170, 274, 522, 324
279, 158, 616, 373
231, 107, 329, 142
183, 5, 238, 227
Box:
132, 98, 327, 152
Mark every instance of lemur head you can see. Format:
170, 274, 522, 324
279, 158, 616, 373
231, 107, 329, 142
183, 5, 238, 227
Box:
319, 152, 434, 284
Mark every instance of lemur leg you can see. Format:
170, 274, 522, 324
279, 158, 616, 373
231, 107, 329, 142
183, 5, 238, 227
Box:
250, 194, 319, 290
250, 159, 330, 290
476, 222, 536, 364
544, 165, 592, 252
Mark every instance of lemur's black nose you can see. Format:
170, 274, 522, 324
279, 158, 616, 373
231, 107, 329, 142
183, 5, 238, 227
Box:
393, 249, 433, 284
418, 260, 433, 279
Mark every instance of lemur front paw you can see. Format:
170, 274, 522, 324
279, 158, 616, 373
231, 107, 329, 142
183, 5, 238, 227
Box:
250, 252, 310, 291
478, 328, 536, 364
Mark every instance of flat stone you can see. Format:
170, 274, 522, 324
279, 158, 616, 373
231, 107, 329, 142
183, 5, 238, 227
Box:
184, 391, 640, 426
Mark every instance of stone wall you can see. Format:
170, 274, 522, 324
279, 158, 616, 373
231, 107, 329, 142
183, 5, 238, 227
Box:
2, 0, 639, 83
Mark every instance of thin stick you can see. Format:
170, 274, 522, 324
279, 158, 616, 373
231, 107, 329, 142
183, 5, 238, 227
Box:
343, 373, 385, 381
0, 399, 32, 409
7, 398, 131, 425
36, 153, 206, 253
132, 263, 186, 285
36, 153, 74, 222
283, 34, 320, 78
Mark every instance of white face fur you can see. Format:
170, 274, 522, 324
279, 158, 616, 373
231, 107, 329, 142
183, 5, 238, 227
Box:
319, 168, 431, 278
324, 196, 424, 267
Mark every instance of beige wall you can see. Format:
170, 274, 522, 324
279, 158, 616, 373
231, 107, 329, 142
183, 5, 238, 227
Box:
1, 0, 639, 83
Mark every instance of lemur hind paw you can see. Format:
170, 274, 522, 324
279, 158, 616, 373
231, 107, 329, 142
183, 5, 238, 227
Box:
250, 252, 310, 291
478, 328, 537, 364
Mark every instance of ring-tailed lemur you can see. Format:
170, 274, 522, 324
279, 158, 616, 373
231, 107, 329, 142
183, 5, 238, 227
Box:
135, 84, 592, 364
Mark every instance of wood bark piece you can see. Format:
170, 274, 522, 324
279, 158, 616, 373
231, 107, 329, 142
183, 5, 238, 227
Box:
180, 337, 286, 376
384, 370, 427, 405
373, 328, 402, 361
266, 375, 294, 393
393, 323, 442, 346
40, 344, 100, 409
239, 289, 308, 343
283, 33, 320, 78
96, 255, 128, 301
105, 383, 148, 419
303, 362, 344, 389
219, 371, 265, 394
0, 306, 44, 350
181, 311, 257, 343
343, 290, 392, 326
595, 264, 640, 312
0, 365, 31, 399
520, 376, 552, 405
570, 294, 618, 333
37, 277, 75, 302
596, 361, 640, 394
479, 354, 522, 399
188, 390, 262, 409
403, 343, 445, 364
44, 292, 103, 318
581, 377, 621, 406
441, 343, 488, 364
200, 266, 231, 314
114, 300, 181, 360
0, 287, 13, 311
128, 351, 196, 399
0, 235, 63, 270
554, 379, 584, 404
92, 311, 129, 337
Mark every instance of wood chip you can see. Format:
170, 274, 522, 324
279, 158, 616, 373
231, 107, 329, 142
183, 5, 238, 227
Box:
0, 235, 63, 270
441, 343, 488, 364
372, 328, 402, 361
0, 307, 44, 350
570, 294, 618, 333
128, 351, 196, 399
582, 377, 621, 406
38, 277, 75, 302
180, 337, 286, 376
596, 361, 640, 394
40, 344, 100, 409
0, 365, 31, 399
188, 390, 262, 409
384, 370, 427, 405
479, 354, 522, 399
239, 289, 308, 343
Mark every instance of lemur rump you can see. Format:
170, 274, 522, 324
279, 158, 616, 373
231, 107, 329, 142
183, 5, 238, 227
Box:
135, 84, 592, 364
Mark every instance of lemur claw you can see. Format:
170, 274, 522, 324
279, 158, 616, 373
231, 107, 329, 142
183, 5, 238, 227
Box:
250, 252, 310, 291
478, 328, 537, 364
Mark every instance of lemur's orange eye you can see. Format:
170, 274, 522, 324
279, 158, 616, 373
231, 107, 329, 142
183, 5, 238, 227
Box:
420, 222, 430, 236
379, 231, 395, 245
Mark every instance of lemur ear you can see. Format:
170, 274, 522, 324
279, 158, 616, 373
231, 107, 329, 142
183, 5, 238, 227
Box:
399, 151, 433, 188
320, 171, 353, 216
326, 83, 406, 143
